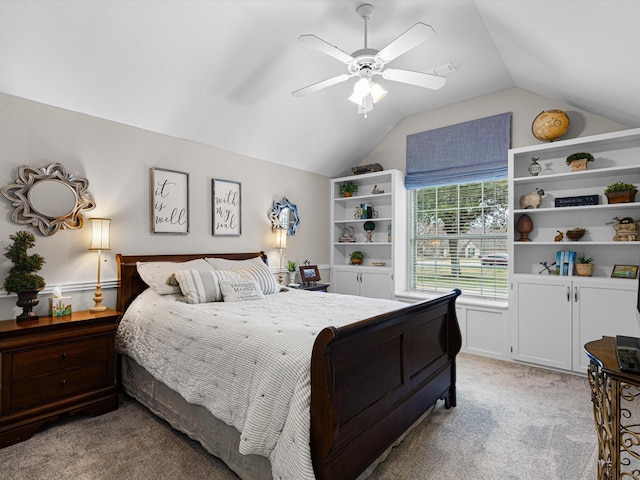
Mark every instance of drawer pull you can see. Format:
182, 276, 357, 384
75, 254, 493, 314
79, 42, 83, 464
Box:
60, 352, 68, 360
60, 379, 67, 387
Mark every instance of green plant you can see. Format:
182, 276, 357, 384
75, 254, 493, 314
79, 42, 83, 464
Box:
339, 181, 358, 196
577, 253, 593, 264
287, 260, 297, 272
565, 152, 594, 165
605, 182, 638, 194
350, 251, 364, 260
3, 230, 46, 293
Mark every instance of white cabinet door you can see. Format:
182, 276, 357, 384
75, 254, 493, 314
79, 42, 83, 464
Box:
514, 279, 573, 370
360, 270, 393, 300
332, 268, 393, 299
573, 280, 639, 373
332, 269, 361, 296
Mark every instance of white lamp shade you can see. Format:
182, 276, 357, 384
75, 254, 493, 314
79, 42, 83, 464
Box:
89, 218, 111, 251
275, 227, 287, 249
370, 82, 387, 103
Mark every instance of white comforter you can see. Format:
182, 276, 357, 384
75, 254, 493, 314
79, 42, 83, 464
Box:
116, 287, 405, 480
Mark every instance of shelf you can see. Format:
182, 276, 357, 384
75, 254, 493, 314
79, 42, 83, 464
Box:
334, 217, 392, 224
514, 164, 640, 185
334, 192, 392, 202
514, 241, 639, 246
334, 242, 392, 246
514, 202, 639, 215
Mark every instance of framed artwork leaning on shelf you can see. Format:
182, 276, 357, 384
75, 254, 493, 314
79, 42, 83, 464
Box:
611, 265, 639, 279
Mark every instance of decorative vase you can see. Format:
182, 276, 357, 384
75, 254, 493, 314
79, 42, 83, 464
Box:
515, 214, 533, 242
575, 263, 595, 277
16, 290, 41, 321
605, 190, 637, 204
570, 158, 589, 171
528, 157, 542, 176
342, 192, 352, 198
351, 258, 363, 265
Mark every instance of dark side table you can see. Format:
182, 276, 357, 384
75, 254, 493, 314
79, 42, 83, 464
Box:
584, 336, 640, 480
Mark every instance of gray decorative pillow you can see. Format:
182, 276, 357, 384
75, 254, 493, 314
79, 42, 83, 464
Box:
173, 269, 242, 304
137, 259, 212, 295
205, 256, 266, 271
219, 280, 265, 302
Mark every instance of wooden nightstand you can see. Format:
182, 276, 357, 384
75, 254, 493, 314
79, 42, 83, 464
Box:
301, 283, 330, 292
0, 309, 120, 448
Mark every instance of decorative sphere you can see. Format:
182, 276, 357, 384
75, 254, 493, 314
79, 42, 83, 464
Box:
531, 110, 570, 142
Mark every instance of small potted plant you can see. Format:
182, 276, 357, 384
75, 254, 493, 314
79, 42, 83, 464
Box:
350, 251, 364, 265
604, 182, 638, 204
565, 152, 594, 171
339, 181, 358, 198
3, 230, 46, 320
287, 260, 297, 283
574, 253, 594, 277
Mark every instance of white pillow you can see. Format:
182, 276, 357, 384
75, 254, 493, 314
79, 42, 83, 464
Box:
219, 280, 265, 302
237, 264, 280, 295
174, 269, 242, 304
205, 256, 266, 271
137, 259, 212, 295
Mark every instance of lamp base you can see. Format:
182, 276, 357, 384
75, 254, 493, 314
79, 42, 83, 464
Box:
90, 284, 107, 312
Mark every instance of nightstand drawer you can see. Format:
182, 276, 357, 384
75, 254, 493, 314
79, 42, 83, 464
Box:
11, 362, 110, 410
11, 336, 110, 380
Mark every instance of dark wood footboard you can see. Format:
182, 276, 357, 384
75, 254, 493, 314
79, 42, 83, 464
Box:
310, 289, 462, 480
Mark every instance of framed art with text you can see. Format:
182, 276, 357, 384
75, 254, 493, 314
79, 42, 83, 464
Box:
150, 167, 189, 234
212, 179, 241, 236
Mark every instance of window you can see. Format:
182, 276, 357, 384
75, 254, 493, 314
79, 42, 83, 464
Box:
409, 179, 508, 299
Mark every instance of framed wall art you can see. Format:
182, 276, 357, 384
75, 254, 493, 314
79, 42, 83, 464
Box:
150, 167, 189, 234
212, 178, 241, 236
611, 264, 638, 279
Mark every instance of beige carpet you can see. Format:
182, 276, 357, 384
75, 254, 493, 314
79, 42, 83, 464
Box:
0, 353, 598, 480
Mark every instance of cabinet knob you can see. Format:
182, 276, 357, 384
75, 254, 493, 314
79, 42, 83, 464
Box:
60, 352, 67, 360
566, 286, 570, 301
60, 379, 67, 387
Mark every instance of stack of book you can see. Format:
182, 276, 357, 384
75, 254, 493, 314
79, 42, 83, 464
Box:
359, 203, 373, 219
555, 251, 576, 276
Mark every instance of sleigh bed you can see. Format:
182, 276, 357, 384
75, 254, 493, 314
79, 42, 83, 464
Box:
115, 252, 462, 480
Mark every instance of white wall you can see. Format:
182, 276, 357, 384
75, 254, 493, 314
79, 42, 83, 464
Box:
0, 93, 330, 319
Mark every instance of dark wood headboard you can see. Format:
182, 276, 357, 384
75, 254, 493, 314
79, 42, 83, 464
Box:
116, 252, 267, 313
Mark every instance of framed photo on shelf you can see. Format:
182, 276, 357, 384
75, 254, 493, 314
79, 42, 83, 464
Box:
150, 167, 189, 234
299, 265, 321, 283
611, 264, 639, 279
212, 179, 241, 236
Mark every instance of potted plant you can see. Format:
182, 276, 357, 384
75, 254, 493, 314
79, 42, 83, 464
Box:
339, 181, 358, 197
574, 253, 594, 277
287, 260, 297, 283
3, 230, 46, 320
604, 182, 638, 204
565, 152, 594, 171
350, 251, 364, 265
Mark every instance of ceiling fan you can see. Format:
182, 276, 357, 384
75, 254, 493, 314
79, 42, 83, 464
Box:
292, 3, 455, 117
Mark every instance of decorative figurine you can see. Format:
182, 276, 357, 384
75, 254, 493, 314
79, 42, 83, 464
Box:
371, 185, 385, 194
516, 214, 534, 242
554, 231, 564, 242
520, 188, 545, 209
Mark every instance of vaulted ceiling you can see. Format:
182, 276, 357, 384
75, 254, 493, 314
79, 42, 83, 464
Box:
1, 1, 638, 177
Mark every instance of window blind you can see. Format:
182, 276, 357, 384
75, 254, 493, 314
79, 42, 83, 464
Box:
405, 112, 512, 189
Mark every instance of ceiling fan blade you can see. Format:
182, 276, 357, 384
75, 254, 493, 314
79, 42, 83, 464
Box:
298, 34, 355, 64
375, 23, 436, 64
291, 74, 352, 97
382, 68, 446, 90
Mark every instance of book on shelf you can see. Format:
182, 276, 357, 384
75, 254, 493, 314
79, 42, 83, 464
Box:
555, 250, 576, 276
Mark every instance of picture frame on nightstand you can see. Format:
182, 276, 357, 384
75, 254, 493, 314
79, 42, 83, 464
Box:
299, 265, 321, 284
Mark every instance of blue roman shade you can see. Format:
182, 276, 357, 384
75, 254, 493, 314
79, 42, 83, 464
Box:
405, 112, 512, 189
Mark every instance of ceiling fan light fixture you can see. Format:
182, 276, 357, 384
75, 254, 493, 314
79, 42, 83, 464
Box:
348, 77, 372, 104
370, 82, 387, 103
